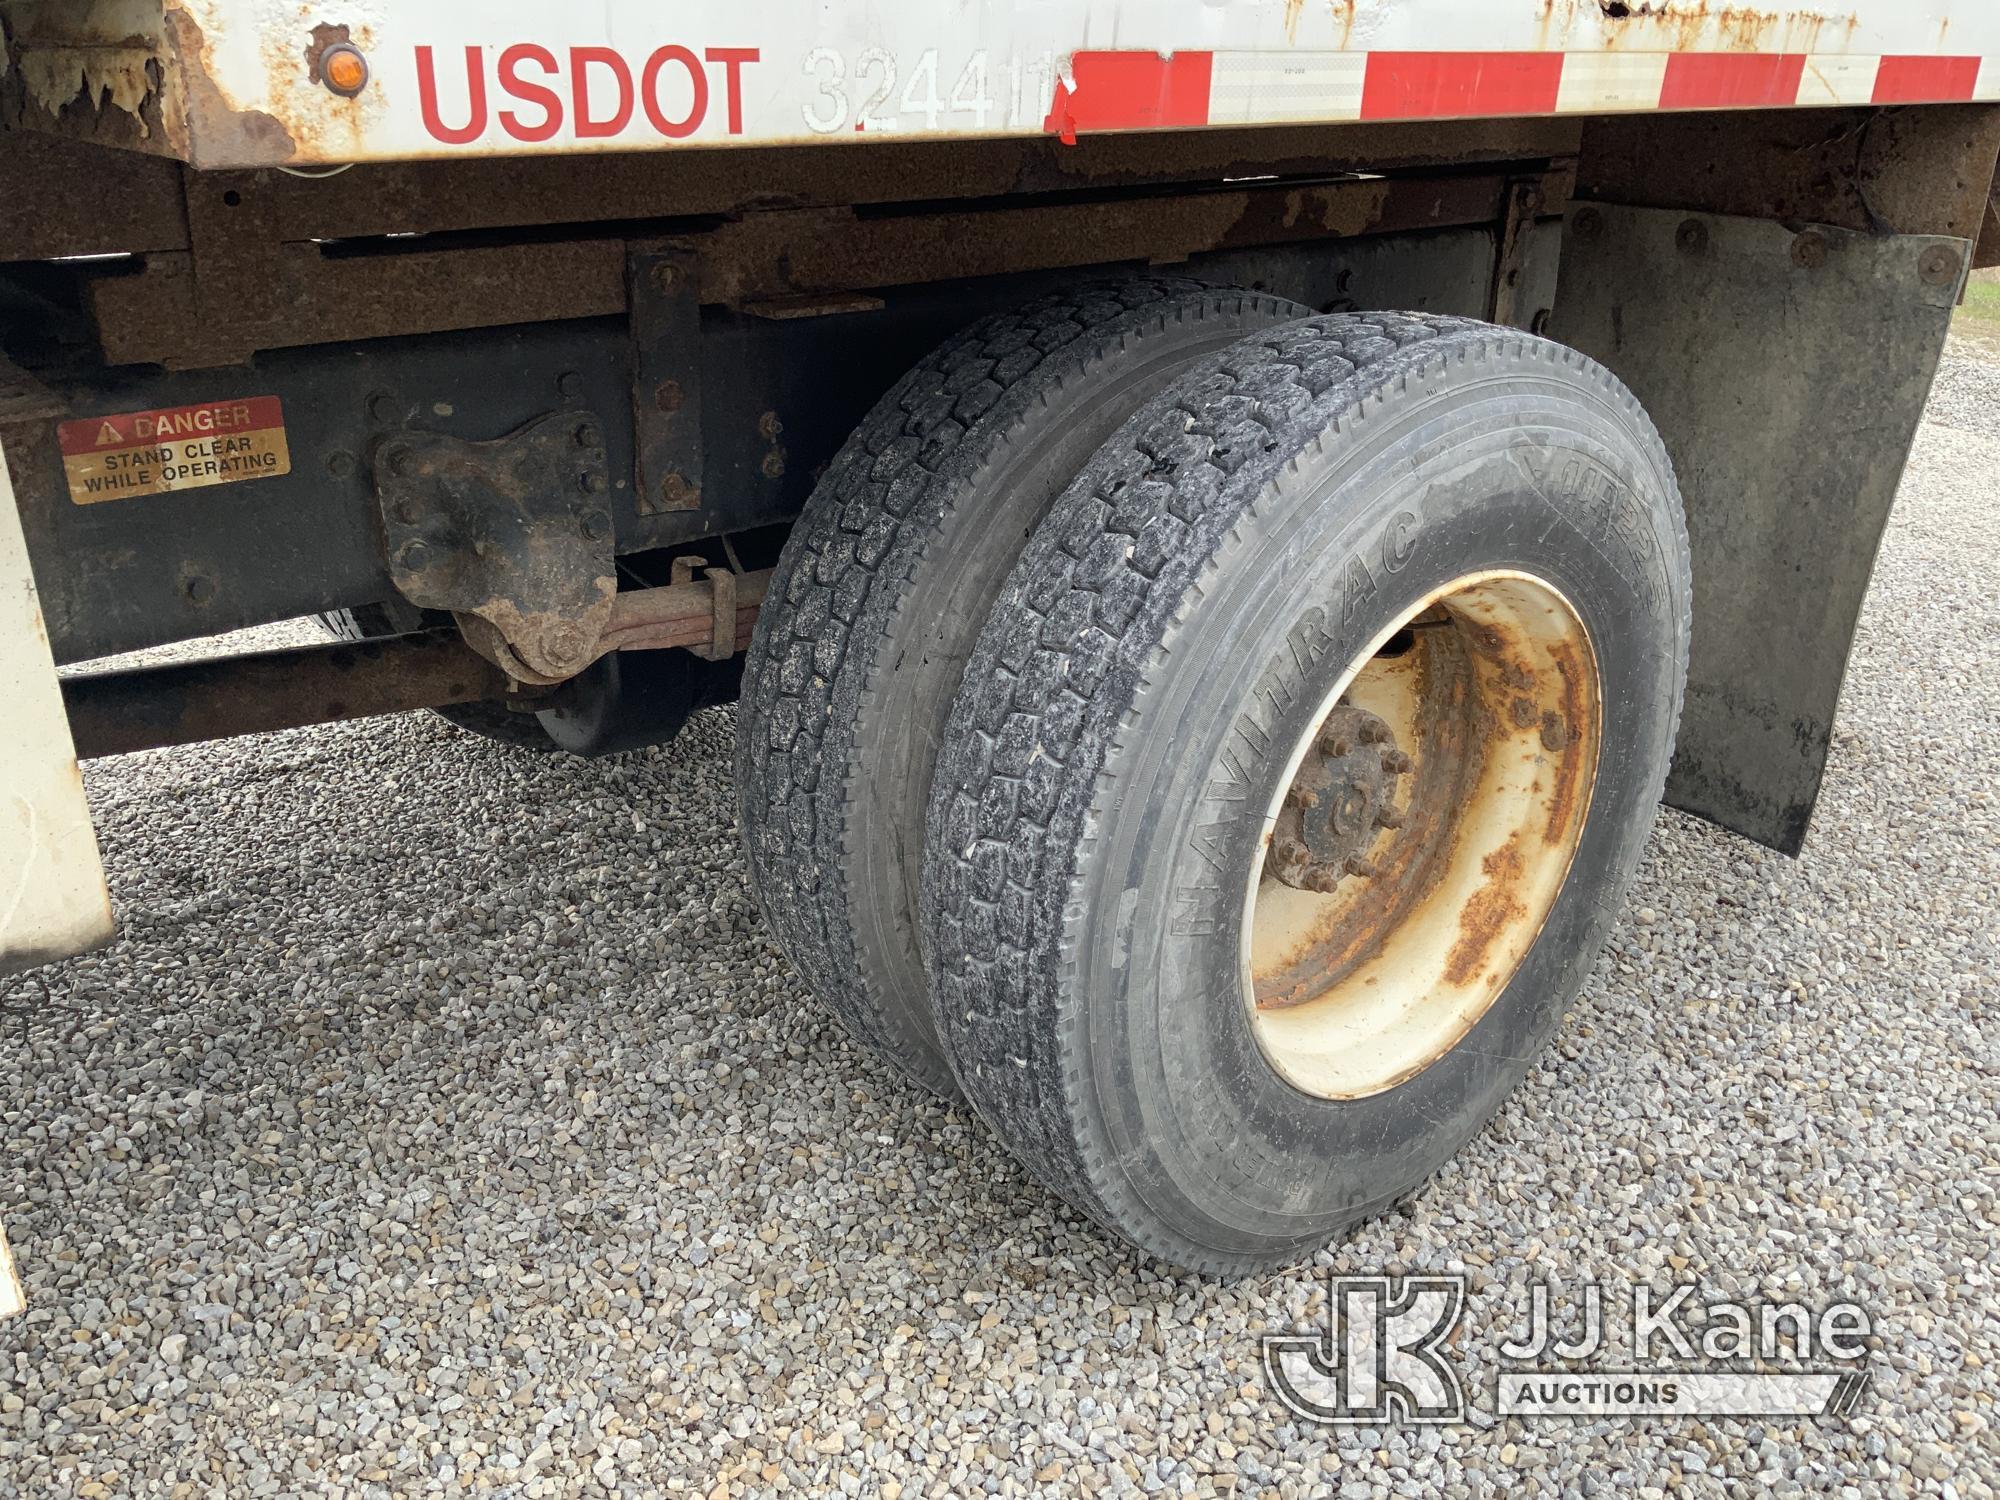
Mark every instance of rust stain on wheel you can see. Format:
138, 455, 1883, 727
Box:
1244, 571, 1603, 1101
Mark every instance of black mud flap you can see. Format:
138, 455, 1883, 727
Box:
1546, 202, 1966, 854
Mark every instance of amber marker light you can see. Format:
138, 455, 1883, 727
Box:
321, 43, 369, 97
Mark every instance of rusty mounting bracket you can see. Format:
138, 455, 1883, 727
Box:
628, 240, 706, 543
374, 411, 616, 684
665, 555, 739, 660
1487, 175, 1548, 328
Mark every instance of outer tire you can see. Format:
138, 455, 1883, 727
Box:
921, 314, 1691, 1272
736, 280, 1310, 1096
318, 605, 562, 752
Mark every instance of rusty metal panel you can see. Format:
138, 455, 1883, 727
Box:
1544, 202, 1965, 854
61, 629, 514, 758
6, 2, 2000, 168
78, 168, 1544, 369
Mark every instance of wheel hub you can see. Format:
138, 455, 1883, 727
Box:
1266, 705, 1407, 892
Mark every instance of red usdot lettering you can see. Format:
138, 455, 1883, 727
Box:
498, 43, 563, 141
571, 46, 635, 138
416, 45, 487, 143
642, 46, 708, 138
703, 47, 758, 135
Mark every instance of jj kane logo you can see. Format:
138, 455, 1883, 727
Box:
1264, 1276, 1872, 1425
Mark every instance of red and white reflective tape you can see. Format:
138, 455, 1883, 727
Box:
1045, 49, 2000, 140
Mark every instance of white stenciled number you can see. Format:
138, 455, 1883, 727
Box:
856, 47, 897, 132
949, 51, 992, 127
802, 47, 847, 134
901, 50, 943, 130
1002, 54, 1056, 130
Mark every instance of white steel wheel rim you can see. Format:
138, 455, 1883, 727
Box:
1242, 570, 1602, 1101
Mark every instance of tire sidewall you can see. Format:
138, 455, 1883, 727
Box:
1065, 351, 1688, 1265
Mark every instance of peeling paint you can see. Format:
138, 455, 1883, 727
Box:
0, 0, 172, 146
163, 7, 294, 167
1539, 0, 1859, 54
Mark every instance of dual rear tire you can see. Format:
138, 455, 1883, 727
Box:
738, 286, 1691, 1273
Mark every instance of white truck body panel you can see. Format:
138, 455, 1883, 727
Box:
0, 447, 113, 980
7, 1, 2000, 166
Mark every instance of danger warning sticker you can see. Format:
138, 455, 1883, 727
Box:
58, 396, 290, 504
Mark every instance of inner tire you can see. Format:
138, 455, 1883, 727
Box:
922, 314, 1691, 1272
736, 280, 1310, 1096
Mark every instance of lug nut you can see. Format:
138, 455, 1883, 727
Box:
1305, 867, 1343, 893
1276, 838, 1309, 866
1344, 854, 1379, 879
1381, 749, 1413, 774
1285, 787, 1319, 811
1322, 735, 1352, 758
1359, 721, 1391, 744
1375, 805, 1405, 830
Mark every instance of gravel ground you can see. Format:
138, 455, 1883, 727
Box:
1, 350, 1995, 1500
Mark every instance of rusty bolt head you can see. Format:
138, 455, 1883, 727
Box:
556, 371, 584, 398
183, 575, 214, 605
1285, 787, 1320, 811
1322, 734, 1352, 758
1381, 749, 1413, 775
397, 540, 430, 571
1275, 838, 1310, 866
661, 472, 699, 508
656, 380, 684, 413
760, 451, 787, 479
545, 626, 589, 668
1790, 232, 1829, 270
1570, 207, 1603, 242
576, 424, 601, 449
1358, 720, 1391, 745
1919, 244, 1962, 288
1343, 854, 1379, 879
389, 496, 420, 525
581, 510, 613, 542
580, 470, 609, 495
380, 444, 414, 479
651, 262, 684, 294
1675, 218, 1709, 257
1375, 805, 1405, 830
1304, 867, 1343, 893
757, 410, 784, 441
